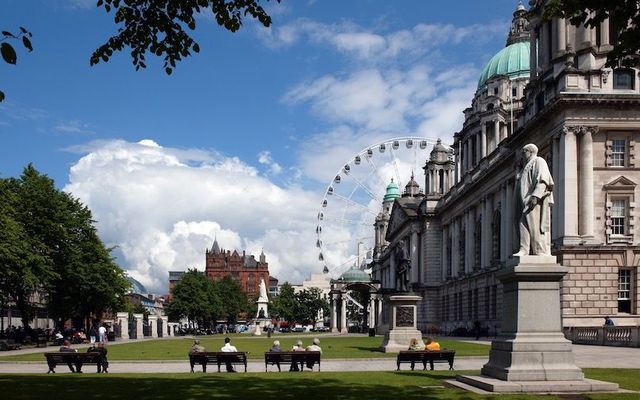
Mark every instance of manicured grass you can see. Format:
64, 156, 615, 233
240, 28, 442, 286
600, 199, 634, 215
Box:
0, 370, 637, 400
0, 336, 490, 361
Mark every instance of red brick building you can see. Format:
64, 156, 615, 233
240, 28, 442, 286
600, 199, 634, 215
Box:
205, 239, 270, 297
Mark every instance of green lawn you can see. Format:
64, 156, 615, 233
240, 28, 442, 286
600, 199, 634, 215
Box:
0, 370, 637, 400
0, 336, 490, 361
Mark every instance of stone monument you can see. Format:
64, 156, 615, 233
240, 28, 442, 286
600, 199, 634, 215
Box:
253, 278, 270, 336
453, 144, 618, 393
380, 239, 422, 352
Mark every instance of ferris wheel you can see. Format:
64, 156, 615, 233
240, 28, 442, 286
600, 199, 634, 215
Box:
316, 137, 443, 278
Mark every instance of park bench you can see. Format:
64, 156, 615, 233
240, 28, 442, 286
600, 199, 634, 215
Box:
189, 352, 248, 373
44, 352, 104, 373
264, 351, 322, 372
396, 350, 455, 371
0, 339, 21, 351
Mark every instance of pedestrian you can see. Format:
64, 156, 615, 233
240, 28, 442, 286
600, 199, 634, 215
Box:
89, 323, 98, 344
604, 316, 615, 326
98, 324, 107, 343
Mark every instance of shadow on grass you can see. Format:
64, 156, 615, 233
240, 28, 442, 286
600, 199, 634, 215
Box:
0, 373, 485, 400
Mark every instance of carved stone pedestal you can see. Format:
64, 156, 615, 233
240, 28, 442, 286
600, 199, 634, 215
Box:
452, 256, 618, 393
380, 294, 422, 353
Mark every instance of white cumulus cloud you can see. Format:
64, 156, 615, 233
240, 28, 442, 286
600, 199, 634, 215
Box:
64, 139, 323, 293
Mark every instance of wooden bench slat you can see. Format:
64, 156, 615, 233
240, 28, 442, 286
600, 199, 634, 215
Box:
264, 351, 321, 372
396, 350, 455, 371
188, 352, 248, 373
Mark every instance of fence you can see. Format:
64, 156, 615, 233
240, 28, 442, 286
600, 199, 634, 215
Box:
564, 326, 640, 347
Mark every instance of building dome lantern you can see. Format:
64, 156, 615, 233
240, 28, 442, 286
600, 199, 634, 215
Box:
383, 179, 401, 203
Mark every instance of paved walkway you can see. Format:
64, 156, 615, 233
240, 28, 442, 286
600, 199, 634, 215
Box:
1, 339, 639, 374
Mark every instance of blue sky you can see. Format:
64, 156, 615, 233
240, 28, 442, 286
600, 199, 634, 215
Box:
2, 0, 520, 292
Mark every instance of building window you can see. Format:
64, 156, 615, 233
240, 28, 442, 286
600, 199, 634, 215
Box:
611, 139, 627, 167
467, 289, 473, 320
611, 199, 627, 235
512, 86, 517, 98
613, 69, 635, 90
458, 292, 463, 320
618, 269, 632, 313
604, 176, 636, 243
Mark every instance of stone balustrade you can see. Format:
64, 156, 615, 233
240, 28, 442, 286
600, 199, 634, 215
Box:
565, 326, 640, 347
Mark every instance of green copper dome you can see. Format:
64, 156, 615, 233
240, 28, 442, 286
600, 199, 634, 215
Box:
339, 267, 370, 282
383, 179, 401, 203
477, 41, 530, 89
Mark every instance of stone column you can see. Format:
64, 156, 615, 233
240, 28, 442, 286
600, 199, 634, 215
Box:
555, 18, 566, 55
456, 142, 461, 182
148, 314, 158, 338
530, 31, 538, 80
492, 121, 500, 150
493, 120, 500, 153
484, 197, 493, 267
133, 313, 143, 340
500, 184, 507, 262
505, 181, 513, 255
161, 316, 169, 337
481, 122, 487, 158
116, 312, 129, 340
410, 228, 419, 284
465, 140, 470, 171
330, 294, 338, 332
467, 208, 474, 272
451, 217, 459, 277
600, 19, 610, 47
579, 126, 596, 240
551, 136, 560, 241
560, 126, 579, 243
442, 224, 449, 280
340, 295, 348, 333
377, 298, 383, 329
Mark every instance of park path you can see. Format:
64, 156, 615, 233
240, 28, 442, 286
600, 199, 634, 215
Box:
1, 341, 639, 373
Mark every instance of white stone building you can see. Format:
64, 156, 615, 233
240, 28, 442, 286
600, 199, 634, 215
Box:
370, 2, 640, 336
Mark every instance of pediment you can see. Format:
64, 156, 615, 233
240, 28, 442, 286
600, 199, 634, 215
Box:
603, 176, 636, 191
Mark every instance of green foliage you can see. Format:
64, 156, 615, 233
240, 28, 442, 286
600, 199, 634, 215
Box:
0, 27, 33, 102
91, 0, 280, 74
0, 164, 129, 328
294, 287, 329, 325
213, 275, 248, 323
269, 282, 296, 322
165, 269, 222, 326
544, 0, 640, 67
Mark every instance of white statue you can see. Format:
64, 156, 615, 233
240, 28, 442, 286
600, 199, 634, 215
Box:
513, 143, 554, 256
256, 278, 269, 319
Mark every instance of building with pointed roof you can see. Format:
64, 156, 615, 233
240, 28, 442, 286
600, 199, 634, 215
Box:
205, 241, 270, 297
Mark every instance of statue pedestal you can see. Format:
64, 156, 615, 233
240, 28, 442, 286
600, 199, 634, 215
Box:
380, 294, 422, 353
252, 318, 271, 336
453, 256, 618, 393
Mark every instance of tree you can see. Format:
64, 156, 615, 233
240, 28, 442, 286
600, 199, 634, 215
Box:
165, 269, 221, 327
92, 0, 280, 74
0, 176, 51, 327
0, 27, 33, 102
0, 164, 129, 329
270, 282, 296, 322
213, 275, 248, 324
544, 0, 640, 67
294, 287, 329, 326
